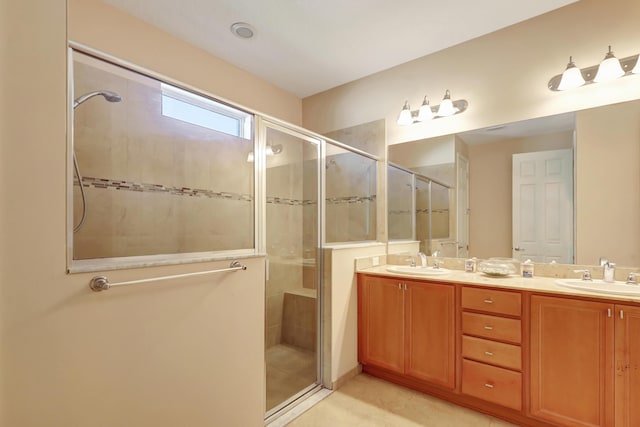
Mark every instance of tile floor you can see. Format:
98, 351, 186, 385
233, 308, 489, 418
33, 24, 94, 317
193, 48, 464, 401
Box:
266, 344, 317, 411
286, 373, 518, 427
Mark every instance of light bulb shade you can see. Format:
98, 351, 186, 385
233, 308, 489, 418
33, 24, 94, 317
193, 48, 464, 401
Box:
557, 58, 585, 90
247, 152, 254, 162
632, 56, 640, 74
397, 101, 413, 126
416, 97, 433, 121
594, 47, 625, 83
436, 90, 456, 117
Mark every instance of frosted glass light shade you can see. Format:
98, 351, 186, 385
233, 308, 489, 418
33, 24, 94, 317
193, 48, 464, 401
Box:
397, 101, 413, 125
594, 47, 625, 83
557, 57, 585, 90
416, 97, 433, 121
436, 90, 456, 117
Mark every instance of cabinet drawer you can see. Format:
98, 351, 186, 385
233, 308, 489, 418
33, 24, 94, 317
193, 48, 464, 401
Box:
462, 359, 522, 410
461, 287, 521, 316
462, 335, 521, 371
462, 312, 521, 343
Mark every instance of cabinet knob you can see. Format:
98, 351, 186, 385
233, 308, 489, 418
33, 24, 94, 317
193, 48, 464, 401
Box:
483, 299, 494, 304
484, 383, 494, 389
484, 325, 494, 331
484, 351, 494, 356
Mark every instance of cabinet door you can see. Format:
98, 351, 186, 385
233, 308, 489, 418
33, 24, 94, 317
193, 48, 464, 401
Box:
615, 305, 640, 427
358, 275, 404, 373
530, 295, 614, 427
405, 280, 455, 388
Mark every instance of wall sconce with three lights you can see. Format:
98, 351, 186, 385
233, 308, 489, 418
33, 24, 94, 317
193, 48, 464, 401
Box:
397, 90, 468, 126
549, 45, 640, 91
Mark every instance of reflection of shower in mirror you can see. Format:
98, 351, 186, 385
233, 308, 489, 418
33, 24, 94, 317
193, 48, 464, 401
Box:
72, 90, 123, 233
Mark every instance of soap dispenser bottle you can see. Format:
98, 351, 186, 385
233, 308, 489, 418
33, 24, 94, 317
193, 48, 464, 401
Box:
603, 262, 616, 283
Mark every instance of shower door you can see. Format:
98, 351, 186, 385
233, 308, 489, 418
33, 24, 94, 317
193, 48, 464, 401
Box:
262, 121, 321, 416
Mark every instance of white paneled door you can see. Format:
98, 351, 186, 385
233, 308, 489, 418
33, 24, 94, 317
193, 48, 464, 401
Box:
512, 149, 573, 263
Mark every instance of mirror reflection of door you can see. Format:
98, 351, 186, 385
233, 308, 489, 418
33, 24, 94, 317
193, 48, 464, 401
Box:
512, 149, 573, 263
456, 154, 469, 258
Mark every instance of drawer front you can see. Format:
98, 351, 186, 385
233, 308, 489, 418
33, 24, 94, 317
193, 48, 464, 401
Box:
462, 359, 522, 410
462, 335, 522, 371
462, 312, 522, 343
461, 287, 521, 316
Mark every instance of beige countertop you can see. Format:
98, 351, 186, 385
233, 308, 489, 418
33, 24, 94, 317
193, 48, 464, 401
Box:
358, 264, 640, 304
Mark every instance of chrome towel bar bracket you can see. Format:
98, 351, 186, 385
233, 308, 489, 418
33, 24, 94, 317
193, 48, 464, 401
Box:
89, 260, 247, 292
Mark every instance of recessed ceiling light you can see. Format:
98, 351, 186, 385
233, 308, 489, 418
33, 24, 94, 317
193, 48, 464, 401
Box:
230, 22, 255, 39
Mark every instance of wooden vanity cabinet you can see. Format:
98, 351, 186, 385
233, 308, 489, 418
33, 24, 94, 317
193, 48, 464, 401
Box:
530, 295, 614, 427
460, 286, 523, 410
358, 273, 640, 427
614, 305, 640, 427
358, 274, 456, 389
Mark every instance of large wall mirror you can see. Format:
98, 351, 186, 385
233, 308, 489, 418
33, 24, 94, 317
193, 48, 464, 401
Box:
389, 99, 640, 267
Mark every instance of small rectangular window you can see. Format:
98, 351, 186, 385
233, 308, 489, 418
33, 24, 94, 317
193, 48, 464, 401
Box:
161, 84, 252, 139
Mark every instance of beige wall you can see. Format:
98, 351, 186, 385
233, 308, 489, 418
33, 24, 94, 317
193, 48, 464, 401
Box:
324, 244, 386, 384
69, 0, 302, 125
0, 0, 307, 425
576, 100, 640, 266
468, 131, 574, 259
303, 0, 640, 145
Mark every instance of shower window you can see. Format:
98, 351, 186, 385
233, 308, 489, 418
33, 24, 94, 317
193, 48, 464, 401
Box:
70, 49, 255, 263
325, 143, 377, 243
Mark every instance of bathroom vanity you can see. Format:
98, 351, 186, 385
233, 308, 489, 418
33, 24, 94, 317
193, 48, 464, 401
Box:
357, 267, 640, 427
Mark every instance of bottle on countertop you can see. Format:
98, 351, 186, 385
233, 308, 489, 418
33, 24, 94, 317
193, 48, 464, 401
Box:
522, 259, 534, 278
465, 257, 477, 273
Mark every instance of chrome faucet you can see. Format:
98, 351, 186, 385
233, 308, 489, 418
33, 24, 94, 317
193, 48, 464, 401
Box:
418, 252, 427, 267
574, 269, 592, 281
627, 272, 639, 285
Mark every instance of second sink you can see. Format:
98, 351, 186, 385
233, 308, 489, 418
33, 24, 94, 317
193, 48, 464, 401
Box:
386, 265, 451, 276
555, 278, 640, 296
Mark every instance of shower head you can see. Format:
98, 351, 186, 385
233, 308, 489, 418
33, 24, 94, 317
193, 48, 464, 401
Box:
73, 90, 122, 109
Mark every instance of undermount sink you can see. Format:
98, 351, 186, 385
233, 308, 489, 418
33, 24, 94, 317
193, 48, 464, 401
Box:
555, 279, 640, 296
386, 265, 451, 276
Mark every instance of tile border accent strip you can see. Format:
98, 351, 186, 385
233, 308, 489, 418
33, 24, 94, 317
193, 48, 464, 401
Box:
77, 177, 377, 206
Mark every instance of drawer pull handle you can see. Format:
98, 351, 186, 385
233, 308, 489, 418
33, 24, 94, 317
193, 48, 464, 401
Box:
484, 351, 494, 356
484, 325, 494, 330
483, 299, 494, 304
484, 383, 494, 389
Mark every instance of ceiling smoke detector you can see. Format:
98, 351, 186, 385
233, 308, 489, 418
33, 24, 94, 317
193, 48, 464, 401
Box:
230, 22, 255, 39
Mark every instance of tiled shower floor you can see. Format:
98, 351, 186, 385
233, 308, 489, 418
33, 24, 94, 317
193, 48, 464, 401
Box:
266, 344, 317, 411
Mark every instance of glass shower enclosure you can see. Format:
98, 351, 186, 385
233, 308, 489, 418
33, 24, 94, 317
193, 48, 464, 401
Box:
262, 122, 321, 416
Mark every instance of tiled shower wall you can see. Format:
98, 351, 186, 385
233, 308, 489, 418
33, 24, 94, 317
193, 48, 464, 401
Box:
325, 151, 377, 243
72, 53, 254, 259
265, 149, 318, 350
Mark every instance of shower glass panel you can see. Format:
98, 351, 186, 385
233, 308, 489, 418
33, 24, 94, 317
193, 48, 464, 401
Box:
387, 165, 414, 240
71, 50, 254, 261
415, 176, 431, 254
431, 181, 451, 239
264, 124, 320, 414
325, 144, 377, 243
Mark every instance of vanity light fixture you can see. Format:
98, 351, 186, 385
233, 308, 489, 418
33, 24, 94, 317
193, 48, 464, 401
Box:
397, 90, 468, 125
549, 45, 640, 91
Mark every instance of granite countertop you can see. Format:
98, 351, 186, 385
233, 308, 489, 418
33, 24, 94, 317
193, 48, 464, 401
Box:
357, 264, 640, 304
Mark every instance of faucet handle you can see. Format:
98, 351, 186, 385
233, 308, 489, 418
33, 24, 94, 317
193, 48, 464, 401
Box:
574, 269, 592, 281
627, 272, 639, 285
